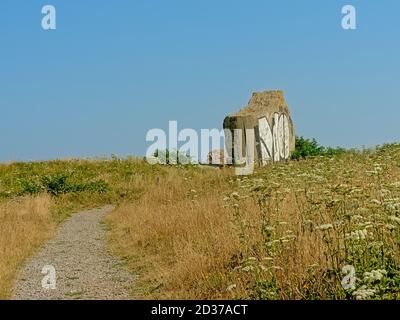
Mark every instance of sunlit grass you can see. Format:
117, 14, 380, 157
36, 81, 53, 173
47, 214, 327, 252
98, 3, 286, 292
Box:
1, 144, 400, 300
107, 144, 400, 299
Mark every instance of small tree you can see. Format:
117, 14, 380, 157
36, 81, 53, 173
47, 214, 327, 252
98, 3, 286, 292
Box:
291, 136, 346, 160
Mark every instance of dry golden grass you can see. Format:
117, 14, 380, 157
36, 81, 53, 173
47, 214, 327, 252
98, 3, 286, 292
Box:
0, 157, 162, 299
106, 167, 240, 299
0, 194, 56, 299
107, 146, 400, 300
1, 146, 400, 300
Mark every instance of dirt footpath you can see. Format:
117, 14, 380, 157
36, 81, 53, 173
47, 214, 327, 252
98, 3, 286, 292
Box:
13, 206, 134, 300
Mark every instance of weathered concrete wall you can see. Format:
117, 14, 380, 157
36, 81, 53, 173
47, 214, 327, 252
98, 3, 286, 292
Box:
223, 90, 295, 166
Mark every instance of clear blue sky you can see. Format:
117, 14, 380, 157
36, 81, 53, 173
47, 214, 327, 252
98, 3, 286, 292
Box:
1, 0, 399, 161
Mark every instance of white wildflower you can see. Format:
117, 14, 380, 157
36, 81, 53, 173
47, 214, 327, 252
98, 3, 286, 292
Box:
266, 240, 281, 247
380, 188, 390, 195
259, 265, 268, 272
357, 222, 373, 229
346, 229, 368, 241
385, 223, 396, 231
389, 215, 400, 224
271, 266, 283, 270
316, 224, 333, 231
230, 192, 240, 199
350, 215, 363, 222
352, 286, 376, 300
363, 269, 387, 283
280, 235, 296, 242
370, 199, 381, 205
226, 284, 236, 292
368, 241, 383, 249
242, 266, 254, 272
303, 219, 313, 225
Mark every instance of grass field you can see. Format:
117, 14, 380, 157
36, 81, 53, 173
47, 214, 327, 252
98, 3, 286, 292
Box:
1, 145, 400, 299
0, 157, 158, 298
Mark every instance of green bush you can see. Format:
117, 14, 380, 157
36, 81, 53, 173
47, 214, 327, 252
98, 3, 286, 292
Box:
73, 180, 109, 193
19, 179, 43, 195
291, 136, 346, 160
41, 173, 71, 196
18, 173, 109, 196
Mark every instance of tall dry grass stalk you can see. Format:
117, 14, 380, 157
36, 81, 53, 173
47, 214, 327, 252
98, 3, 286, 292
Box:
0, 194, 55, 299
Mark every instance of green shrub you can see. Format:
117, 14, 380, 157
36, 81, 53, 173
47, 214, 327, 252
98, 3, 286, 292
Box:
73, 180, 109, 193
291, 136, 346, 160
41, 173, 71, 196
19, 179, 43, 195
17, 173, 109, 197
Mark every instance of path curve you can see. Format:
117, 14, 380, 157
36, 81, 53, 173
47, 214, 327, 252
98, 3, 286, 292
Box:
13, 206, 134, 300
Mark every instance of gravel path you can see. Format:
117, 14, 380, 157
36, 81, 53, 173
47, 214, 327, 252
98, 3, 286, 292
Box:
12, 206, 135, 300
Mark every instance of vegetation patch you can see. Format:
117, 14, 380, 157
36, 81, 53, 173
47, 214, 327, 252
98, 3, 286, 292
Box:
2, 142, 400, 300
291, 136, 347, 160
